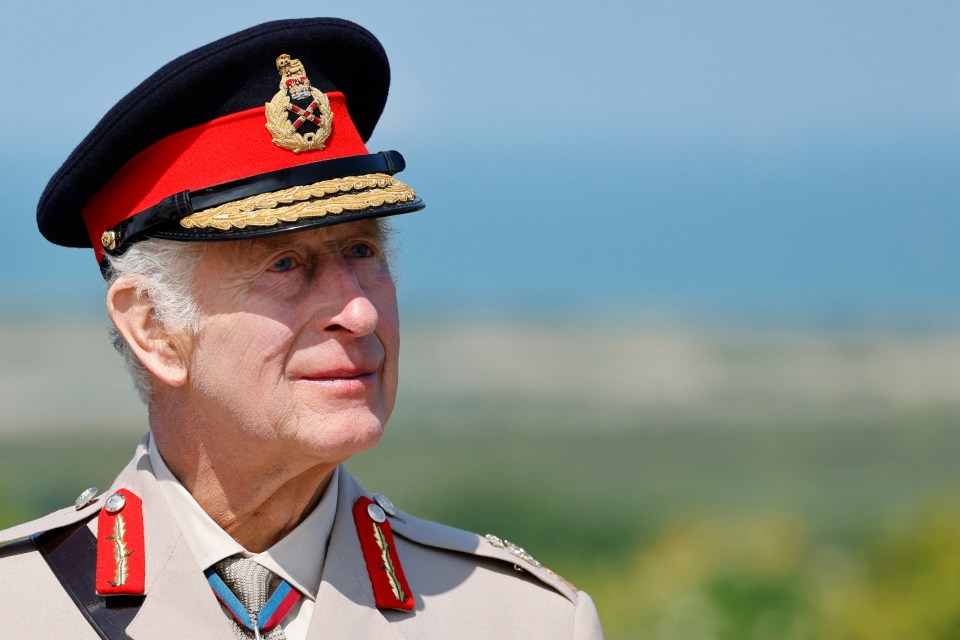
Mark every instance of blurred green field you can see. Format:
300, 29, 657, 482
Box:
3, 320, 960, 638
3, 412, 960, 639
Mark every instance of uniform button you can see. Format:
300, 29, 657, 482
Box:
75, 487, 99, 510
104, 492, 126, 513
367, 503, 387, 523
372, 493, 396, 517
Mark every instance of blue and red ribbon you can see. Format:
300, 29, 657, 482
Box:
205, 566, 301, 633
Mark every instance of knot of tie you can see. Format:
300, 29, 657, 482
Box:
211, 556, 291, 640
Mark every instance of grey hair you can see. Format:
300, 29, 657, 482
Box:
104, 239, 206, 404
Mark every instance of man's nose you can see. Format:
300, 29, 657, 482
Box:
312, 258, 379, 337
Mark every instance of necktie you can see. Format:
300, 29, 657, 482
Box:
207, 556, 300, 640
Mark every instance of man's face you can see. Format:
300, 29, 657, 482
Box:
183, 219, 399, 464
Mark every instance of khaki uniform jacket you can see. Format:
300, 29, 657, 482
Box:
0, 439, 603, 639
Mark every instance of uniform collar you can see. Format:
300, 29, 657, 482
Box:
148, 433, 338, 600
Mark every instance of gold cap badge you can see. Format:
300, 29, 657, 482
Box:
265, 54, 333, 154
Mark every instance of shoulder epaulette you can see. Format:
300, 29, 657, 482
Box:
367, 492, 580, 604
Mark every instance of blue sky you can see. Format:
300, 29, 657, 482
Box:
1, 1, 957, 321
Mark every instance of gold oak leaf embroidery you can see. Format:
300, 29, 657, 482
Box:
373, 522, 406, 602
107, 514, 134, 586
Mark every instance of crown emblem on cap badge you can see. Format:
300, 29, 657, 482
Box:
265, 54, 333, 154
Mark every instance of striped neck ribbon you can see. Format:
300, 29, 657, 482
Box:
205, 566, 301, 638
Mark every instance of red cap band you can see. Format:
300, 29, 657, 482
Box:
82, 92, 368, 261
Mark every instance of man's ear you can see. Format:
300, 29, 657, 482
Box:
107, 275, 191, 388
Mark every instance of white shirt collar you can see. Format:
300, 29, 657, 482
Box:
148, 433, 337, 600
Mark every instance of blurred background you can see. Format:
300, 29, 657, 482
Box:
2, 1, 959, 638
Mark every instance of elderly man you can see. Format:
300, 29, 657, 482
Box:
0, 18, 601, 640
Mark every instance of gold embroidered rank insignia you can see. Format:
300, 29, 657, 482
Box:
485, 533, 578, 591
265, 54, 333, 154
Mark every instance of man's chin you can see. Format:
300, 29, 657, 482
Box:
290, 411, 387, 461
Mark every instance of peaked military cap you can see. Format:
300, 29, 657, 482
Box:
37, 18, 424, 268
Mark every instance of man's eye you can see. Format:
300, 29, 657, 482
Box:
269, 256, 296, 272
348, 243, 375, 258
